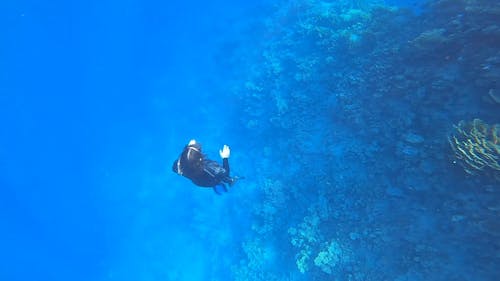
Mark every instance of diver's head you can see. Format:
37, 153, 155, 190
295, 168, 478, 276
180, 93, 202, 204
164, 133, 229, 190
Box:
186, 139, 202, 151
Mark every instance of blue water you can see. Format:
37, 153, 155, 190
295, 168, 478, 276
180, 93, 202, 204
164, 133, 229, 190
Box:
1, 0, 499, 280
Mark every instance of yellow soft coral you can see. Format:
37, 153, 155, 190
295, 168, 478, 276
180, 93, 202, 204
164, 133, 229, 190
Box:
449, 119, 500, 179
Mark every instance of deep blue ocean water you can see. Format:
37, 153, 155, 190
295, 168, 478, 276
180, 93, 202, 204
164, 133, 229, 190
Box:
1, 0, 499, 281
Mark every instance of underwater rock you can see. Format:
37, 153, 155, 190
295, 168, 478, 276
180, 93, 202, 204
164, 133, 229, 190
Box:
420, 160, 437, 175
340, 9, 371, 23
481, 24, 500, 36
488, 89, 500, 104
397, 142, 420, 157
451, 215, 465, 222
410, 28, 449, 50
404, 132, 425, 144
385, 186, 404, 197
349, 232, 360, 240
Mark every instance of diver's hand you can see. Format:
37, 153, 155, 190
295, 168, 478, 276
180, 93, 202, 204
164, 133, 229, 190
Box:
219, 145, 230, 159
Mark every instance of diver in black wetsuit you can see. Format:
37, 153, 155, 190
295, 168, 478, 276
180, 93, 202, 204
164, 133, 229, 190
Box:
172, 139, 238, 194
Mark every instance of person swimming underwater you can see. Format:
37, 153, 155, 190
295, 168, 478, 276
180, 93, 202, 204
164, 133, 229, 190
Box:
172, 139, 239, 194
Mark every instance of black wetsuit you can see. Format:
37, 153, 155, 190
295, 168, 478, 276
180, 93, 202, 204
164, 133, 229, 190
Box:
172, 143, 233, 188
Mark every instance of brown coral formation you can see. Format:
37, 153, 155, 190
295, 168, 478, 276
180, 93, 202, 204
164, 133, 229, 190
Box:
449, 119, 500, 179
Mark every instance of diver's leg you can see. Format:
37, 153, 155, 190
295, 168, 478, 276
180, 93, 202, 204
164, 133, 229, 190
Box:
213, 184, 224, 195
222, 177, 233, 186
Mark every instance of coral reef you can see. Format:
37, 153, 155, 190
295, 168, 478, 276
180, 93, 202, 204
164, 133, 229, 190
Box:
232, 238, 280, 281
288, 214, 322, 273
288, 204, 352, 276
449, 119, 500, 178
313, 240, 345, 274
225, 0, 500, 280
